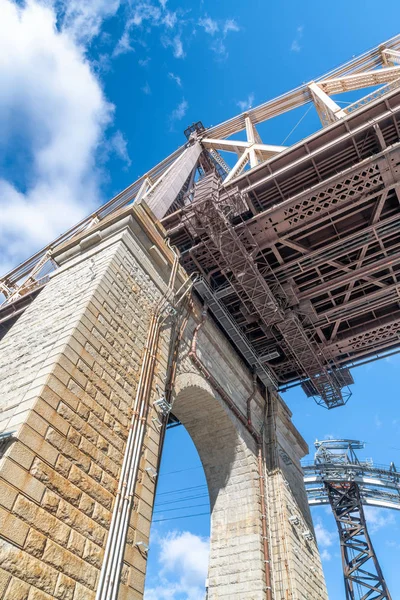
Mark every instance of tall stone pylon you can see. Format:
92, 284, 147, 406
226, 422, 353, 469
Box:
0, 204, 327, 599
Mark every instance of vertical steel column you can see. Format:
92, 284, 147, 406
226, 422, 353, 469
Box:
326, 482, 392, 600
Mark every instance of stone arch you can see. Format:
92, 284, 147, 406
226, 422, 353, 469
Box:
170, 371, 265, 600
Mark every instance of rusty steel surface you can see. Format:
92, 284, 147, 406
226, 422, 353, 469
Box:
162, 88, 400, 402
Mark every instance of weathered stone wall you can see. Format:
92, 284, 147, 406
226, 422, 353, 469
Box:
0, 208, 175, 600
0, 205, 328, 600
265, 398, 328, 599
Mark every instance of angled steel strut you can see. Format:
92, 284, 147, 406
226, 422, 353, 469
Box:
303, 440, 397, 600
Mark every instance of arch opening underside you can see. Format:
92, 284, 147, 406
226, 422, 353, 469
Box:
161, 372, 266, 599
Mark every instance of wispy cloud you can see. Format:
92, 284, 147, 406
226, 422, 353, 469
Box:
141, 82, 152, 95
223, 18, 239, 35
374, 414, 383, 429
108, 131, 132, 167
112, 2, 181, 58
199, 16, 240, 58
139, 57, 151, 67
168, 72, 182, 87
291, 25, 304, 52
113, 28, 135, 57
320, 549, 332, 561
169, 98, 188, 130
237, 93, 254, 112
198, 16, 219, 36
163, 34, 185, 58
314, 518, 336, 561
364, 507, 396, 533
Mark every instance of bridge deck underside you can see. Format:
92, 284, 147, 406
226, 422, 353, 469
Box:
163, 89, 400, 388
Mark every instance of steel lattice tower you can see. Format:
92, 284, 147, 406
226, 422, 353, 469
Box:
327, 482, 391, 600
304, 440, 399, 600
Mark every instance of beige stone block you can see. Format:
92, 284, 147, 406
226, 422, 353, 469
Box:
118, 582, 142, 600
0, 479, 18, 510
123, 545, 147, 574
128, 566, 145, 593
0, 458, 45, 503
67, 530, 85, 558
41, 489, 60, 515
82, 539, 103, 569
25, 411, 48, 437
18, 425, 59, 467
27, 587, 54, 600
4, 576, 30, 600
92, 501, 110, 529
37, 386, 61, 410
79, 493, 95, 518
0, 567, 11, 597
73, 583, 95, 600
24, 529, 47, 559
54, 573, 75, 600
7, 441, 36, 471
67, 427, 81, 447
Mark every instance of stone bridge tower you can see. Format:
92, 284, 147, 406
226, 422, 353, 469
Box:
3, 33, 397, 600
0, 204, 327, 600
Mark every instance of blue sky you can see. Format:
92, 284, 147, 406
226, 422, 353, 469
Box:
1, 1, 400, 598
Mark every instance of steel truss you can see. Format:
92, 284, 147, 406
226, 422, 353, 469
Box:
3, 36, 400, 406
304, 440, 399, 600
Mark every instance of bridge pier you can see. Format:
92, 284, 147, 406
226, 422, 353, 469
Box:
0, 205, 327, 599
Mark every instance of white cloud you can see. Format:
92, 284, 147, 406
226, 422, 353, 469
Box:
0, 0, 113, 272
113, 2, 180, 58
141, 82, 152, 95
363, 507, 395, 533
163, 11, 177, 29
59, 0, 122, 45
108, 131, 131, 166
374, 414, 383, 429
139, 57, 151, 67
163, 34, 185, 58
237, 93, 254, 112
169, 99, 188, 129
168, 72, 182, 87
223, 18, 239, 35
131, 3, 162, 27
314, 521, 335, 548
198, 16, 219, 36
113, 28, 135, 57
199, 16, 240, 58
291, 25, 303, 52
320, 549, 332, 561
145, 530, 209, 600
